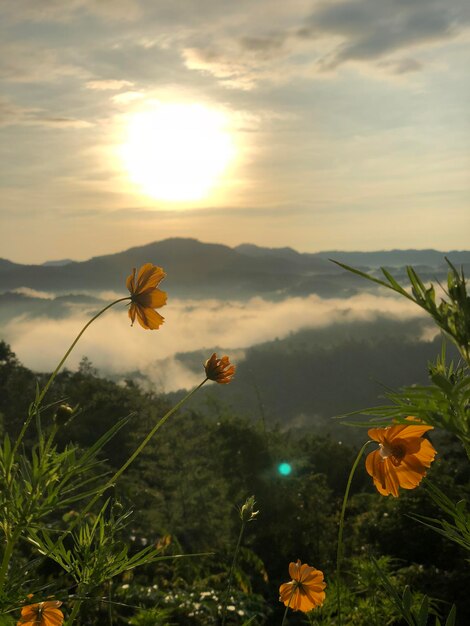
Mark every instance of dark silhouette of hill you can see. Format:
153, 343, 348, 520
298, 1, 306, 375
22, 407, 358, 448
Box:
42, 259, 74, 267
0, 238, 468, 298
0, 239, 333, 297
168, 316, 454, 442
316, 248, 470, 267
0, 259, 23, 273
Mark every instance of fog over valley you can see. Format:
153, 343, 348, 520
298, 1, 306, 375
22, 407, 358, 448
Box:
0, 239, 465, 432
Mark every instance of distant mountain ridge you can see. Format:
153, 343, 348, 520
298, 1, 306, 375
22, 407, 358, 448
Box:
315, 249, 470, 267
0, 238, 468, 298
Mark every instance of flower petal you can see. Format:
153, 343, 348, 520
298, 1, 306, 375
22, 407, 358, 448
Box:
43, 606, 65, 626
135, 305, 165, 330
366, 450, 400, 496
135, 264, 165, 294
288, 560, 302, 581
382, 459, 400, 497
298, 563, 316, 582
128, 303, 136, 326
395, 445, 436, 490
134, 289, 167, 309
301, 585, 325, 610
279, 581, 295, 605
414, 438, 438, 466
126, 268, 136, 294
388, 422, 434, 442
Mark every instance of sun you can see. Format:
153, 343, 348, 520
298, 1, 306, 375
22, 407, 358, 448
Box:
120, 102, 236, 202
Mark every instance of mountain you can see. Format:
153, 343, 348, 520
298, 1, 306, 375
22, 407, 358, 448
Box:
166, 316, 455, 440
0, 239, 467, 299
42, 259, 74, 267
0, 259, 24, 273
315, 249, 470, 267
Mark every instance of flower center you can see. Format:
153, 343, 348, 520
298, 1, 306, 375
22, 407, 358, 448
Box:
379, 442, 406, 466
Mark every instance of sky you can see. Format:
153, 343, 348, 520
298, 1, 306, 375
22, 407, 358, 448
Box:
1, 0, 469, 264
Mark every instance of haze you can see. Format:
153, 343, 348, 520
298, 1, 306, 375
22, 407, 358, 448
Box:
1, 0, 469, 264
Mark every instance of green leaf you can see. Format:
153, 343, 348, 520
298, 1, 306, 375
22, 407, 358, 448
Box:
445, 604, 457, 626
416, 595, 429, 626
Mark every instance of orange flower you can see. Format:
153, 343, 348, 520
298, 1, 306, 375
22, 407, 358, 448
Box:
204, 353, 235, 384
366, 418, 437, 497
126, 263, 167, 330
279, 560, 326, 612
17, 601, 64, 626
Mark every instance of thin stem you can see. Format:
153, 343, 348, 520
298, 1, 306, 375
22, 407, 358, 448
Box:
65, 379, 208, 533
463, 441, 470, 464
108, 580, 113, 626
336, 440, 371, 626
280, 604, 290, 626
35, 378, 209, 592
280, 586, 295, 626
12, 297, 130, 457
37, 297, 131, 407
66, 598, 83, 626
0, 530, 19, 592
221, 521, 246, 626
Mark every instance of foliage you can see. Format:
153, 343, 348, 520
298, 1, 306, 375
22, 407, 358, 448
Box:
1, 257, 470, 624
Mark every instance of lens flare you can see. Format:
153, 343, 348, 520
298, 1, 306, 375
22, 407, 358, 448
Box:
278, 462, 292, 476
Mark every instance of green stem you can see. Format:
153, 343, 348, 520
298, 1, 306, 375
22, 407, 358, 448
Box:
336, 440, 371, 626
67, 378, 209, 530
108, 580, 113, 626
66, 597, 83, 626
280, 586, 295, 626
0, 530, 19, 592
463, 441, 470, 464
12, 297, 130, 457
221, 521, 246, 626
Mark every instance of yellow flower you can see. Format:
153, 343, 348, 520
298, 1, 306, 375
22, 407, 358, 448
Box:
279, 560, 326, 612
204, 353, 235, 384
17, 601, 64, 626
126, 263, 167, 330
366, 418, 437, 497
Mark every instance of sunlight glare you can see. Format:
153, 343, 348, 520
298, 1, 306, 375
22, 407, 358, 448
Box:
120, 102, 236, 202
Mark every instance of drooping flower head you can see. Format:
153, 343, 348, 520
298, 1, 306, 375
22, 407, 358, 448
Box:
204, 353, 235, 384
366, 417, 437, 497
279, 560, 326, 612
17, 601, 64, 626
126, 263, 167, 330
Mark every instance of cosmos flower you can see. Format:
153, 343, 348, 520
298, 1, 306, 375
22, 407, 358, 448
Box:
279, 560, 326, 612
204, 353, 235, 383
17, 601, 64, 626
126, 263, 167, 330
365, 418, 437, 497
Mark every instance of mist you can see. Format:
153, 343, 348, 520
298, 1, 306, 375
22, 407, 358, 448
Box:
2, 292, 428, 392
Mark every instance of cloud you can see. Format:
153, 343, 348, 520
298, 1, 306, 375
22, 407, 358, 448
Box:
300, 0, 469, 71
4, 0, 142, 23
0, 43, 85, 83
3, 292, 427, 392
378, 57, 424, 74
0, 98, 35, 127
111, 91, 145, 104
32, 117, 94, 128
86, 79, 134, 90
182, 36, 296, 90
11, 288, 55, 299
0, 97, 92, 128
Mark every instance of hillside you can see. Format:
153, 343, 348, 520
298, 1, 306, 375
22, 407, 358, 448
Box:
0, 238, 468, 299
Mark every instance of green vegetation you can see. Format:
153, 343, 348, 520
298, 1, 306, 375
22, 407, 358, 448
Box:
0, 259, 469, 625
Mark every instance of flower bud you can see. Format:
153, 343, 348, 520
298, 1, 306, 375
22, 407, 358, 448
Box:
240, 496, 258, 523
54, 403, 74, 423
204, 353, 235, 384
